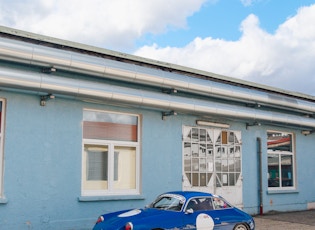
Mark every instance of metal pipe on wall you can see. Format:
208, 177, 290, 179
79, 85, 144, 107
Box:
1, 37, 315, 114
1, 66, 315, 129
257, 137, 263, 215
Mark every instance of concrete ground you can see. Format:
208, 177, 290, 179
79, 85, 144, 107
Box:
254, 209, 315, 229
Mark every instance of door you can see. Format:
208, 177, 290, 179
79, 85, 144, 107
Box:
182, 126, 243, 207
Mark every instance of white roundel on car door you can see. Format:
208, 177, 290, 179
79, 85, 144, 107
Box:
196, 213, 214, 230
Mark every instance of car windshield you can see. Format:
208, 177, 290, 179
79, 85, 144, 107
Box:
149, 194, 185, 211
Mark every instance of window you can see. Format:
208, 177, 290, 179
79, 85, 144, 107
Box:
185, 197, 231, 211
0, 99, 5, 199
183, 127, 242, 188
82, 109, 140, 196
267, 131, 295, 189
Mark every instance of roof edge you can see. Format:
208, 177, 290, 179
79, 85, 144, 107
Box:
0, 25, 314, 102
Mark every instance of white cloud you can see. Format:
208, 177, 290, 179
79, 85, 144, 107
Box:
0, 0, 206, 51
240, 0, 262, 7
240, 0, 253, 7
134, 4, 315, 95
1, 1, 314, 95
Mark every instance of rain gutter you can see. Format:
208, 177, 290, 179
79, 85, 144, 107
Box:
1, 66, 315, 129
0, 34, 315, 115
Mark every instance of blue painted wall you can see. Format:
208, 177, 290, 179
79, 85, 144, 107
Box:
0, 91, 190, 229
0, 90, 315, 229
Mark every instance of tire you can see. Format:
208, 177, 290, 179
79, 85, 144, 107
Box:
233, 223, 249, 230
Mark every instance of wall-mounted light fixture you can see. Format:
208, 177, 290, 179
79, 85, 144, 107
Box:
301, 130, 313, 136
196, 120, 230, 129
162, 111, 177, 120
40, 94, 55, 106
246, 122, 261, 129
42, 66, 57, 74
162, 88, 177, 94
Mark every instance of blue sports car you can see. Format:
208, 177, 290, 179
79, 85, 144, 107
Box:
92, 191, 255, 230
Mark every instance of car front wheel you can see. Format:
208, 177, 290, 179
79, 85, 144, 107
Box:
233, 223, 249, 230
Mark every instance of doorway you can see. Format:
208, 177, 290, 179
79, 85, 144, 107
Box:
182, 126, 243, 207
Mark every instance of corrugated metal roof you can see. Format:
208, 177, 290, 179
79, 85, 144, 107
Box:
0, 25, 314, 102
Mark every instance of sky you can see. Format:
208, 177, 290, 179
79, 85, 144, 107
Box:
0, 0, 315, 95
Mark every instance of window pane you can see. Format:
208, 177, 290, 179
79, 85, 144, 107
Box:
229, 173, 235, 186
235, 158, 241, 172
184, 142, 191, 157
184, 158, 191, 172
207, 144, 213, 155
268, 154, 280, 187
192, 158, 199, 172
113, 146, 136, 190
186, 172, 192, 185
215, 159, 221, 171
87, 149, 108, 180
281, 155, 293, 187
83, 110, 138, 142
200, 129, 206, 142
83, 145, 108, 191
192, 143, 199, 157
222, 159, 228, 172
192, 173, 199, 186
221, 131, 228, 144
191, 128, 199, 141
216, 173, 222, 187
200, 143, 206, 156
268, 132, 292, 152
200, 173, 207, 186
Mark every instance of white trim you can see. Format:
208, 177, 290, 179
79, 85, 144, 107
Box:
81, 109, 141, 197
0, 98, 5, 198
267, 130, 296, 191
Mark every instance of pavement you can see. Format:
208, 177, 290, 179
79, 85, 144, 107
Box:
253, 209, 315, 229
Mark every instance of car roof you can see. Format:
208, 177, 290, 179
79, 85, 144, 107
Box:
163, 191, 215, 200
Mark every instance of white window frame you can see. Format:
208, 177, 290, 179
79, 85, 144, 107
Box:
81, 109, 141, 197
0, 99, 5, 199
267, 130, 296, 191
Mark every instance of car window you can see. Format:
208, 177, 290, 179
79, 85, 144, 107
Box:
150, 194, 184, 211
213, 197, 231, 209
186, 197, 214, 211
185, 197, 232, 211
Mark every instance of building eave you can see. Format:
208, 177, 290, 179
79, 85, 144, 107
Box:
1, 25, 314, 103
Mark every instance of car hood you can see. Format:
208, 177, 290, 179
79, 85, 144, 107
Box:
95, 208, 176, 230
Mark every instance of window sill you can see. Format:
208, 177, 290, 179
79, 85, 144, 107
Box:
0, 197, 8, 204
267, 189, 299, 194
78, 194, 145, 202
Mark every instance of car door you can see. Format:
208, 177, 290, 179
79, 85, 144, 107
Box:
182, 197, 220, 230
182, 209, 220, 229
205, 209, 235, 230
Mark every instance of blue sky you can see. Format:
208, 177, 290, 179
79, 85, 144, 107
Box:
1, 0, 315, 95
137, 0, 315, 48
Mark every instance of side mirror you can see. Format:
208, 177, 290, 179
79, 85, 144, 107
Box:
185, 208, 194, 214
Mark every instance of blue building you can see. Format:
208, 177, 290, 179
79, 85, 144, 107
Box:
0, 25, 314, 229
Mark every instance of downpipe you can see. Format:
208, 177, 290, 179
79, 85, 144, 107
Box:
257, 137, 263, 215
